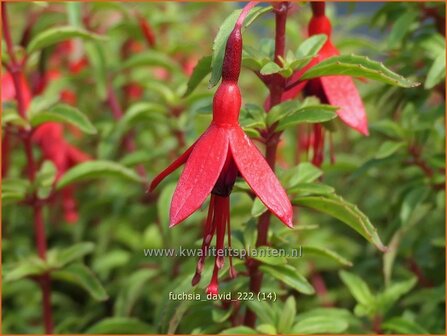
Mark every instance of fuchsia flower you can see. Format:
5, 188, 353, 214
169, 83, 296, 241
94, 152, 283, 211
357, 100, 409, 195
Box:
2, 72, 32, 176
283, 2, 368, 136
150, 5, 293, 294
32, 123, 90, 223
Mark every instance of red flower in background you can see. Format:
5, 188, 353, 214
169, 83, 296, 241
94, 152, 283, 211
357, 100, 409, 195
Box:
32, 123, 90, 223
2, 65, 88, 223
2, 72, 32, 176
1, 72, 32, 109
150, 7, 293, 294
283, 2, 368, 136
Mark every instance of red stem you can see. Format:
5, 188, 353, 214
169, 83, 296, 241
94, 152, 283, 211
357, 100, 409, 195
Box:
2, 3, 53, 333
244, 2, 289, 327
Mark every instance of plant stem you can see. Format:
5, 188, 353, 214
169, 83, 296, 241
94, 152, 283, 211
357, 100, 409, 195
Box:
244, 2, 289, 327
106, 85, 147, 180
2, 3, 54, 333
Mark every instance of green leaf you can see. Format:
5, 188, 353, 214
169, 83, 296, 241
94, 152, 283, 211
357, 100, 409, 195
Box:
4, 256, 49, 282
119, 102, 167, 135
183, 55, 212, 97
382, 317, 429, 334
251, 197, 267, 218
85, 41, 108, 99
114, 269, 158, 316
293, 194, 386, 251
34, 160, 57, 199
425, 53, 446, 89
282, 162, 323, 188
266, 100, 298, 126
48, 242, 95, 269
2, 108, 30, 128
29, 104, 97, 135
52, 263, 108, 301
220, 326, 258, 334
260, 61, 282, 75
302, 245, 352, 267
387, 11, 418, 49
256, 324, 277, 335
246, 300, 276, 325
301, 55, 420, 88
122, 50, 179, 71
260, 264, 315, 295
212, 306, 233, 323
251, 247, 288, 265
400, 186, 430, 225
296, 34, 327, 57
292, 315, 348, 334
374, 141, 405, 159
377, 277, 417, 314
288, 182, 335, 196
27, 26, 105, 54
339, 270, 375, 307
2, 178, 30, 204
278, 296, 296, 333
57, 160, 143, 189
209, 6, 271, 87
85, 317, 154, 334
66, 2, 82, 27
276, 104, 338, 131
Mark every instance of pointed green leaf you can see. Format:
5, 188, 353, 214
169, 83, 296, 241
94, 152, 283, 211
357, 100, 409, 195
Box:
302, 245, 352, 267
220, 326, 258, 334
122, 50, 179, 71
382, 317, 429, 334
57, 160, 143, 189
260, 264, 314, 295
4, 256, 49, 282
374, 141, 405, 159
85, 317, 154, 334
301, 55, 420, 88
278, 296, 296, 333
252, 247, 288, 265
277, 105, 338, 131
425, 53, 445, 89
183, 55, 212, 97
52, 263, 108, 301
260, 62, 282, 75
48, 242, 95, 269
27, 26, 106, 54
293, 194, 386, 251
114, 269, 158, 316
292, 316, 348, 334
30, 104, 97, 135
296, 34, 327, 57
339, 270, 375, 307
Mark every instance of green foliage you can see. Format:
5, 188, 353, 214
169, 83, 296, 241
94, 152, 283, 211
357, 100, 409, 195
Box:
27, 26, 106, 54
2, 2, 444, 335
301, 54, 420, 87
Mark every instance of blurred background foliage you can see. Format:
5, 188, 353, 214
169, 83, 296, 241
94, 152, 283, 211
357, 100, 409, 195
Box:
1, 1, 445, 334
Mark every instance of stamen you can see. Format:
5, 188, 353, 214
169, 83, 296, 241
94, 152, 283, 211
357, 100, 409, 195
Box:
226, 197, 237, 278
206, 263, 220, 295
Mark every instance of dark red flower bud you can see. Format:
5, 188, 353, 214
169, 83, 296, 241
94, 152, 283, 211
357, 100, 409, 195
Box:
137, 14, 156, 48
222, 27, 242, 82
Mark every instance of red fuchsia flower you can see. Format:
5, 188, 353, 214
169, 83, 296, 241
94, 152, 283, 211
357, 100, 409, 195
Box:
283, 2, 368, 136
2, 72, 32, 176
137, 13, 156, 48
1, 71, 32, 109
150, 3, 293, 294
32, 123, 90, 223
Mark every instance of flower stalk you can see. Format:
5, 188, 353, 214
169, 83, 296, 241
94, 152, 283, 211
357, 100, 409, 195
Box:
2, 3, 53, 333
244, 2, 290, 327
